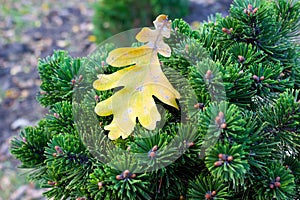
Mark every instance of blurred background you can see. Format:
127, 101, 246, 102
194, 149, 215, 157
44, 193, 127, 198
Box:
0, 0, 231, 199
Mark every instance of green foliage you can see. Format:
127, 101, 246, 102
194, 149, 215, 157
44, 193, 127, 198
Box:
10, 0, 300, 199
37, 50, 82, 107
187, 174, 232, 199
92, 0, 189, 43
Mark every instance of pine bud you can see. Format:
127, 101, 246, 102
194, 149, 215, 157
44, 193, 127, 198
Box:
215, 116, 221, 124
205, 70, 213, 80
55, 146, 63, 154
275, 176, 280, 182
238, 55, 245, 63
253, 75, 260, 82
48, 181, 57, 186
194, 103, 204, 109
149, 151, 156, 158
218, 153, 224, 160
222, 27, 228, 33
71, 79, 76, 85
188, 142, 194, 148
98, 181, 103, 189
94, 95, 100, 101
248, 4, 253, 11
285, 165, 289, 169
185, 44, 189, 53
227, 155, 233, 162
211, 191, 217, 196
274, 182, 281, 187
131, 173, 136, 178
220, 123, 227, 129
152, 145, 158, 152
214, 161, 223, 167
52, 153, 57, 157
116, 175, 123, 180
259, 76, 264, 81
218, 111, 224, 119
101, 61, 105, 67
179, 195, 185, 200
269, 183, 274, 189
252, 7, 258, 14
22, 137, 27, 143
123, 170, 130, 178
77, 75, 83, 82
205, 193, 212, 199
53, 113, 60, 119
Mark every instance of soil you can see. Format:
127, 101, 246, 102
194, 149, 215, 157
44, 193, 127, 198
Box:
0, 0, 231, 199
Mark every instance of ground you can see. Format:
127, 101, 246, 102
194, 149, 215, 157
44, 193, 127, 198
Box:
0, 0, 231, 199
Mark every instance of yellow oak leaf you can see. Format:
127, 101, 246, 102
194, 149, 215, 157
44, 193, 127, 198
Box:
93, 15, 180, 140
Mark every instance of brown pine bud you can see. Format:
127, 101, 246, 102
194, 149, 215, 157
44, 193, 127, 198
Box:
55, 146, 63, 154
248, 4, 253, 11
188, 142, 195, 147
149, 151, 156, 158
252, 7, 258, 14
220, 123, 227, 129
211, 191, 217, 196
152, 145, 158, 152
238, 55, 245, 63
131, 173, 136, 178
71, 79, 76, 85
274, 182, 281, 187
218, 153, 224, 159
194, 103, 204, 109
285, 165, 289, 169
77, 75, 83, 82
215, 116, 221, 125
253, 75, 259, 82
222, 27, 228, 33
214, 161, 223, 167
116, 175, 123, 180
259, 76, 265, 81
94, 95, 100, 101
98, 182, 103, 189
205, 70, 213, 80
53, 113, 60, 119
227, 155, 233, 162
269, 183, 274, 189
229, 28, 233, 33
244, 8, 249, 14
218, 111, 224, 119
48, 181, 57, 186
275, 176, 280, 182
205, 193, 212, 199
123, 170, 130, 178
52, 153, 57, 157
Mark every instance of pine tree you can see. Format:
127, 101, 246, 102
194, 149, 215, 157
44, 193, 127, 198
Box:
11, 0, 300, 199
